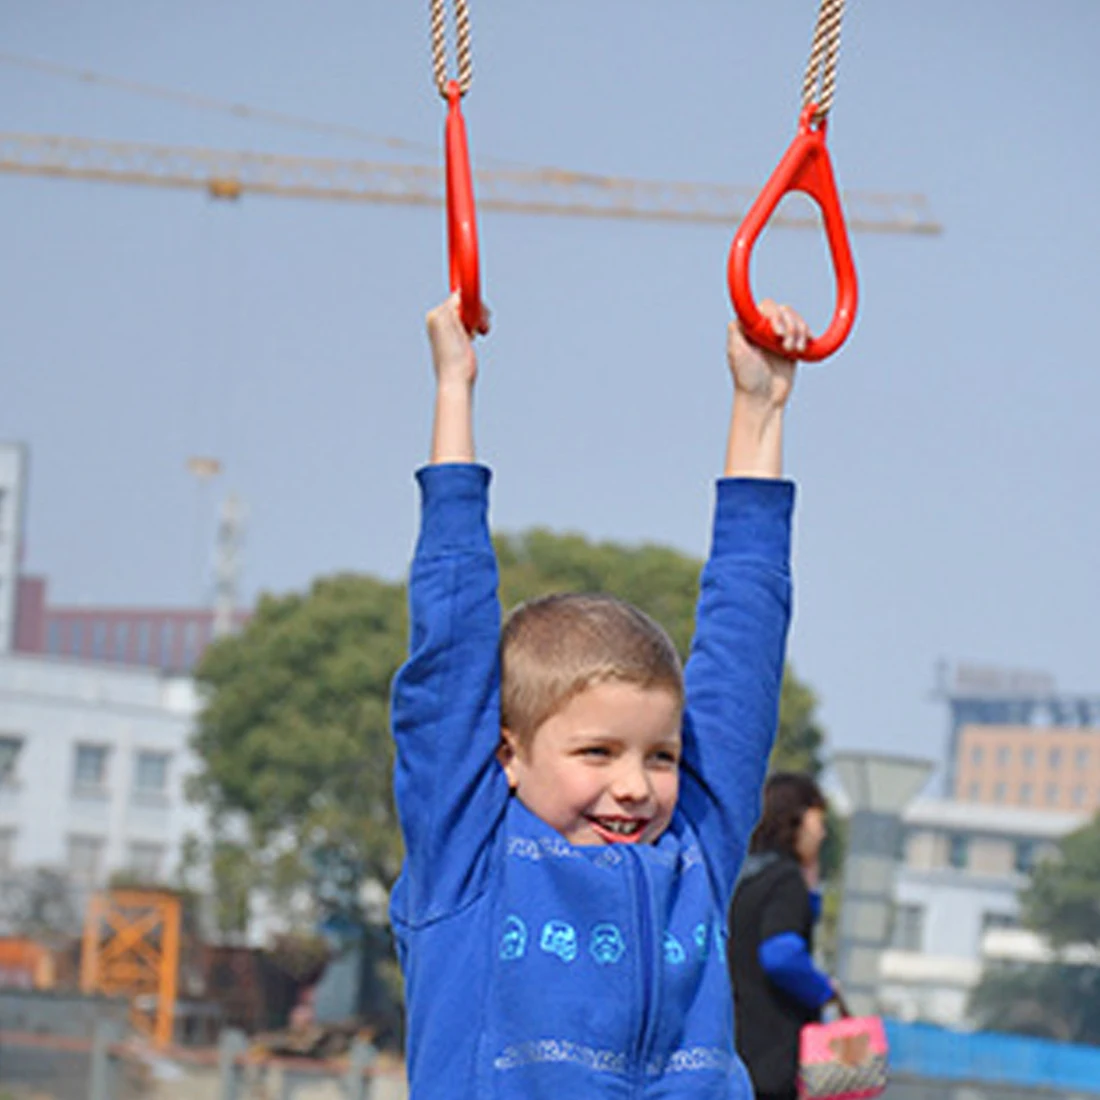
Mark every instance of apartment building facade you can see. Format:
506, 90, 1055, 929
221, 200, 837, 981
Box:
953, 723, 1100, 813
879, 798, 1085, 1026
0, 651, 206, 913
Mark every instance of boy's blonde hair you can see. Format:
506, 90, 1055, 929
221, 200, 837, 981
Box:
500, 593, 684, 745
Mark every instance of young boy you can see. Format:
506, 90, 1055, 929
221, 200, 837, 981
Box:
390, 293, 808, 1098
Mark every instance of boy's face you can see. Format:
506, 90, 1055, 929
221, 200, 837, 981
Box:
498, 681, 682, 847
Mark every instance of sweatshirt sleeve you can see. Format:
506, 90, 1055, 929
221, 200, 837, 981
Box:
678, 478, 794, 900
390, 464, 510, 924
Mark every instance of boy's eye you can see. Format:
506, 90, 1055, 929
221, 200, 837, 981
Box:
580, 746, 611, 758
651, 749, 680, 766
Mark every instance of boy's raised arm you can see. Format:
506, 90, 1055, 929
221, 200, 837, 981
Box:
390, 295, 505, 922
679, 303, 805, 897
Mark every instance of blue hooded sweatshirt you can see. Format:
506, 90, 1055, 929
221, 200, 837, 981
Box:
390, 464, 794, 1099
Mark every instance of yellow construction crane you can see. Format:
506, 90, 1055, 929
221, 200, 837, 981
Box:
0, 131, 940, 235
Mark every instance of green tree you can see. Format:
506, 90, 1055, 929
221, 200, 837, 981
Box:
191, 572, 408, 929
968, 813, 1100, 1043
190, 529, 827, 932
1022, 815, 1100, 948
970, 962, 1100, 1044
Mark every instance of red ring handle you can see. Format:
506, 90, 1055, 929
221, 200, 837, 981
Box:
728, 106, 858, 362
444, 81, 483, 334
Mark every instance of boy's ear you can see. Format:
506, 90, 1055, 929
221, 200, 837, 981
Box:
497, 728, 520, 789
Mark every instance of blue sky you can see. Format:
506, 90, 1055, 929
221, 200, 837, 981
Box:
3, 2, 1098, 780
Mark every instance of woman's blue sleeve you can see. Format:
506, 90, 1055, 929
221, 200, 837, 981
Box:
758, 931, 834, 1009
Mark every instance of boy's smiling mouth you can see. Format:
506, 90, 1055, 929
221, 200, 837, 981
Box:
588, 816, 649, 844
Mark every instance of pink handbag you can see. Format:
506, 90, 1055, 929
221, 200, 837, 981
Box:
797, 1014, 889, 1100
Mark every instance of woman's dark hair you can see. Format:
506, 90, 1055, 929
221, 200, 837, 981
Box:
748, 771, 827, 856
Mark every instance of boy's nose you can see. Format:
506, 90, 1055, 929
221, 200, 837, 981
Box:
611, 761, 651, 805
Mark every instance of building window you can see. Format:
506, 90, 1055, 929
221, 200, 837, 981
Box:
160, 621, 175, 667
0, 734, 23, 785
1015, 841, 1038, 873
137, 621, 151, 663
47, 620, 62, 655
70, 621, 83, 656
948, 834, 969, 870
113, 622, 130, 662
133, 751, 170, 796
993, 782, 1006, 803
91, 620, 107, 659
890, 904, 925, 952
1022, 746, 1036, 768
1049, 747, 1062, 769
1045, 783, 1060, 806
966, 781, 980, 802
970, 745, 984, 766
981, 911, 1019, 935
67, 834, 105, 886
1020, 782, 1033, 805
0, 827, 15, 872
73, 744, 109, 791
126, 842, 166, 883
996, 746, 1011, 767
1072, 786, 1086, 807
1075, 747, 1090, 769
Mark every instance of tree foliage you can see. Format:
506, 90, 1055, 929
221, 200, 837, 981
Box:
1021, 814, 1100, 949
968, 813, 1100, 1044
191, 528, 827, 933
0, 867, 81, 945
970, 962, 1100, 1044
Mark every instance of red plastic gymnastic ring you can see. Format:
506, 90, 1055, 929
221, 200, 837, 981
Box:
728, 105, 858, 362
444, 81, 483, 334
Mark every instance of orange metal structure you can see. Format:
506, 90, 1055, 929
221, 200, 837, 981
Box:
0, 937, 55, 989
80, 888, 182, 1048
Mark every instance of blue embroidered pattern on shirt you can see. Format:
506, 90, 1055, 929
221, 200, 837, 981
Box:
507, 835, 582, 862
680, 843, 705, 872
494, 1041, 731, 1077
589, 923, 626, 965
591, 847, 623, 868
499, 915, 527, 960
494, 1039, 627, 1075
646, 1046, 733, 1075
715, 924, 728, 962
694, 922, 709, 956
540, 920, 578, 962
663, 930, 686, 964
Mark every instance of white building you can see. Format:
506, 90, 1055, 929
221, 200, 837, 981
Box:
0, 651, 207, 910
879, 798, 1085, 1026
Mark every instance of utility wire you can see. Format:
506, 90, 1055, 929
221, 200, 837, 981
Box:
0, 50, 440, 158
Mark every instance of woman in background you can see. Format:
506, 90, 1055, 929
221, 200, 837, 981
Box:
729, 772, 838, 1100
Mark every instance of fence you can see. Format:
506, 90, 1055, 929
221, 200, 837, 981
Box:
0, 1026, 404, 1100
5, 1017, 1100, 1100
885, 1020, 1100, 1100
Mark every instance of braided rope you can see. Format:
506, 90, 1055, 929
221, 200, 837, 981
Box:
801, 0, 845, 123
430, 0, 473, 98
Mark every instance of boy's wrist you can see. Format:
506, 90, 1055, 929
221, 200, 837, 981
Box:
436, 376, 476, 397
725, 400, 785, 479
732, 385, 788, 417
